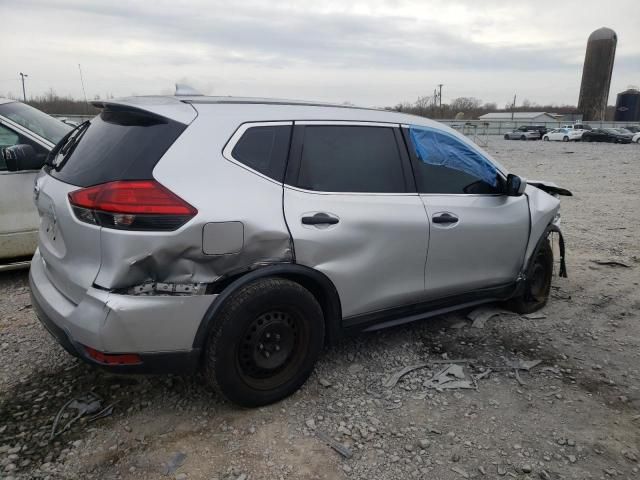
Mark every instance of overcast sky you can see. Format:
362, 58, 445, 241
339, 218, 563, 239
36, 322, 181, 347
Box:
2, 0, 639, 108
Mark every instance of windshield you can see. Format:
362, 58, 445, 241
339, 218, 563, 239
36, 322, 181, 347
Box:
0, 101, 71, 144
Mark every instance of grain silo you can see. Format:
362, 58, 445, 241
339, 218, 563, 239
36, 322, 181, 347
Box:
614, 88, 640, 122
577, 27, 617, 121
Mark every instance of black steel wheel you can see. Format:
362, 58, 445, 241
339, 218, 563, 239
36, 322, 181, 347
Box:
204, 278, 324, 407
506, 239, 553, 314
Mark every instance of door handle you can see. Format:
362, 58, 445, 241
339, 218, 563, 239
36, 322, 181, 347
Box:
432, 213, 458, 224
302, 213, 339, 225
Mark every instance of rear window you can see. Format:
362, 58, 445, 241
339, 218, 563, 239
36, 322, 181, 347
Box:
49, 107, 186, 187
231, 125, 291, 182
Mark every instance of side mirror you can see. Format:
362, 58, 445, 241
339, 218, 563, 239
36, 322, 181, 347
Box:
506, 174, 526, 196
3, 144, 44, 172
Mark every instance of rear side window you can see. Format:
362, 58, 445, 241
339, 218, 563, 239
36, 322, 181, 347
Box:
231, 125, 291, 182
295, 126, 406, 193
49, 108, 186, 187
407, 126, 500, 195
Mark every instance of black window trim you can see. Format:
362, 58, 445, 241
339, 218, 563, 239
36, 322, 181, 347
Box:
222, 120, 294, 185
284, 121, 416, 195
399, 125, 507, 197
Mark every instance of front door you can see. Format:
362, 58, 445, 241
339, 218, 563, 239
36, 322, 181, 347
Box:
403, 126, 530, 299
0, 122, 50, 260
283, 122, 429, 319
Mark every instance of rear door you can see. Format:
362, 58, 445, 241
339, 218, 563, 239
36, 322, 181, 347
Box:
403, 125, 529, 299
283, 122, 429, 319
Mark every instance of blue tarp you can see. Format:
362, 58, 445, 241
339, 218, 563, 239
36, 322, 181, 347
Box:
408, 126, 497, 187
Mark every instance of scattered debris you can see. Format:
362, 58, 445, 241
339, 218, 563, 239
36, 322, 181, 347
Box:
161, 452, 187, 476
316, 431, 353, 459
506, 359, 542, 371
467, 306, 514, 329
591, 260, 630, 268
523, 313, 547, 320
424, 364, 474, 390
50, 393, 103, 440
382, 362, 428, 388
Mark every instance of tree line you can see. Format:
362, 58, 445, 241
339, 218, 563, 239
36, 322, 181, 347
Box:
389, 95, 616, 120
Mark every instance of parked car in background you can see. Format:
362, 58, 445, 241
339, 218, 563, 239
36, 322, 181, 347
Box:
516, 125, 548, 137
562, 123, 592, 131
504, 129, 540, 140
613, 128, 635, 139
623, 125, 640, 134
27, 93, 570, 407
0, 98, 71, 270
582, 128, 632, 143
542, 128, 583, 142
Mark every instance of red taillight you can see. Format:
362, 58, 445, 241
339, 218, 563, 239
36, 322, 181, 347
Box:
68, 180, 197, 231
84, 346, 142, 366
69, 180, 196, 215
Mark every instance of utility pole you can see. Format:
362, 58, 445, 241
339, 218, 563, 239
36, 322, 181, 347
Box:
19, 72, 28, 102
438, 83, 443, 117
511, 94, 517, 121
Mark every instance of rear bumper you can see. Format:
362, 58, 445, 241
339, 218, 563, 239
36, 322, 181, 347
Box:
29, 250, 217, 374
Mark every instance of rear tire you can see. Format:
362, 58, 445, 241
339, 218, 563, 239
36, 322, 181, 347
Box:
562, 136, 569, 142
507, 239, 553, 314
520, 135, 527, 140
204, 278, 324, 407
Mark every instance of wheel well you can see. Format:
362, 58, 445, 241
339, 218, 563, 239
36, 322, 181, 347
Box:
194, 264, 343, 351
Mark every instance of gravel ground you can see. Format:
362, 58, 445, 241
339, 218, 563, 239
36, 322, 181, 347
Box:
1, 138, 639, 480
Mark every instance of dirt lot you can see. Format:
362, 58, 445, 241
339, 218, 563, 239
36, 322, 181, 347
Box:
1, 138, 639, 480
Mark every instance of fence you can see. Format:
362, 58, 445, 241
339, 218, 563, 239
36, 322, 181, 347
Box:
439, 120, 638, 136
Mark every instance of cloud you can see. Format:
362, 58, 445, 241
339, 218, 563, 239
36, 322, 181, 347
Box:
1, 0, 639, 106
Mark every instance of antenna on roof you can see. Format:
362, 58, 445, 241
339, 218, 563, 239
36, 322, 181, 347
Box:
175, 84, 203, 96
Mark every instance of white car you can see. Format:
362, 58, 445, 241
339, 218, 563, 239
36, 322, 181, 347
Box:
543, 128, 583, 142
0, 98, 71, 270
633, 132, 640, 143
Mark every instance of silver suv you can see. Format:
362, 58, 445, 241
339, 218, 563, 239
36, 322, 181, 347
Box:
27, 94, 570, 407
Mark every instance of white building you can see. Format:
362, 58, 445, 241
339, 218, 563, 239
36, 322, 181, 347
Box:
478, 112, 561, 123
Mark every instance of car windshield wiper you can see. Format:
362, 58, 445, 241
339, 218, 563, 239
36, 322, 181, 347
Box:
45, 120, 90, 169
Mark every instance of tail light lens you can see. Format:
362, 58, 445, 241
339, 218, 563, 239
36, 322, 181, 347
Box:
68, 180, 197, 231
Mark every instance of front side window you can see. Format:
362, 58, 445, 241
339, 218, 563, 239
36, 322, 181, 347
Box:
407, 126, 501, 195
231, 125, 291, 182
0, 123, 48, 171
295, 125, 406, 193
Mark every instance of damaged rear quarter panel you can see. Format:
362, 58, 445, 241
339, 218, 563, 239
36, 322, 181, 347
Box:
523, 184, 560, 265
93, 106, 293, 290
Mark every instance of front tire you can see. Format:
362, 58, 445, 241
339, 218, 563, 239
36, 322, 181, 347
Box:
520, 135, 527, 140
504, 134, 510, 140
562, 136, 569, 142
204, 278, 325, 407
507, 239, 553, 314
543, 136, 549, 141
